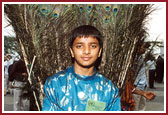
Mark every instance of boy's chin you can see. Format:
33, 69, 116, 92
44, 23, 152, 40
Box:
76, 62, 95, 69
81, 64, 94, 68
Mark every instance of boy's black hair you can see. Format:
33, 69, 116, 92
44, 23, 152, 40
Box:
70, 25, 103, 49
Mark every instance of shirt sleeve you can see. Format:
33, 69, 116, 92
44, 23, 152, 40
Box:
42, 78, 59, 111
105, 82, 121, 111
110, 88, 121, 111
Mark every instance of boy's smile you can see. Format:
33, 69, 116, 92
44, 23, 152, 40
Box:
70, 36, 102, 69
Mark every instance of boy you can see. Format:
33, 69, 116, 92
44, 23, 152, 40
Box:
42, 25, 121, 111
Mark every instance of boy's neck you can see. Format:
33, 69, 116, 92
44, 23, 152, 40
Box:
74, 63, 95, 76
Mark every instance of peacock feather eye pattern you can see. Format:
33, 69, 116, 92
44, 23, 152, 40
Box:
104, 16, 110, 23
112, 5, 119, 16
92, 17, 98, 25
39, 4, 50, 15
80, 7, 84, 12
87, 4, 93, 12
93, 17, 97, 22
113, 7, 118, 13
77, 5, 84, 12
53, 10, 59, 18
104, 4, 111, 11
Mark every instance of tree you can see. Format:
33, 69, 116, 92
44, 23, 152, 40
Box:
4, 36, 21, 55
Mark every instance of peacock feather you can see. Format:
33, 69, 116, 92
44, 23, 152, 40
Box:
4, 4, 154, 110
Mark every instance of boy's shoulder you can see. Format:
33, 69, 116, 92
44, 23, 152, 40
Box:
96, 72, 109, 81
96, 72, 118, 89
46, 67, 70, 83
96, 72, 111, 84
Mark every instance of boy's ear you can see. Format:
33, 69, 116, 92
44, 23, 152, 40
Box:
98, 48, 102, 57
69, 48, 74, 58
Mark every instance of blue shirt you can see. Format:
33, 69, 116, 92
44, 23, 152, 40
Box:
134, 54, 148, 90
42, 65, 121, 111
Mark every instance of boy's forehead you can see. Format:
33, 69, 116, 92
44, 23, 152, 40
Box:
83, 37, 89, 41
73, 36, 99, 44
75, 36, 98, 41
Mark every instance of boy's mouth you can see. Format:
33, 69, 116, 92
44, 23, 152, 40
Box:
82, 57, 91, 61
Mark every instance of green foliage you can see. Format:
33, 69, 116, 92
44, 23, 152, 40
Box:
4, 36, 21, 55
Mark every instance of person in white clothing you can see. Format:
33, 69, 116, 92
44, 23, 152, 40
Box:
4, 55, 10, 96
10, 56, 29, 111
133, 43, 150, 111
4, 54, 20, 96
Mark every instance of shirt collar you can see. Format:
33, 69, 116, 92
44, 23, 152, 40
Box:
70, 64, 97, 81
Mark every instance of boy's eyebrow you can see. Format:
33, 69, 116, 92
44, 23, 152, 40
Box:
89, 42, 99, 44
74, 42, 99, 44
74, 42, 83, 44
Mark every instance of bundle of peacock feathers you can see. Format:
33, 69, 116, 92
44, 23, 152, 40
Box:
4, 4, 154, 110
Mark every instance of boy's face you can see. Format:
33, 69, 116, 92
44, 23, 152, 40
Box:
70, 36, 102, 68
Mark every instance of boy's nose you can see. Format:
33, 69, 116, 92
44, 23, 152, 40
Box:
83, 46, 90, 54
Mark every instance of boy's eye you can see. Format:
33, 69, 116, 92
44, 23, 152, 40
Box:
76, 45, 83, 49
90, 44, 97, 48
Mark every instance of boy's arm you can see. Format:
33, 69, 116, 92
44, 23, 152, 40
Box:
107, 83, 121, 111
111, 89, 121, 111
42, 94, 54, 111
42, 79, 58, 111
42, 82, 54, 111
